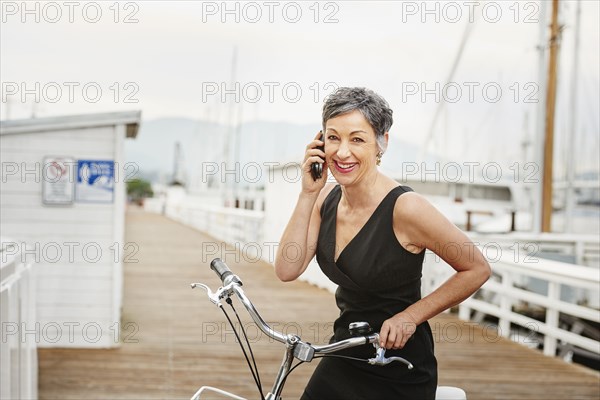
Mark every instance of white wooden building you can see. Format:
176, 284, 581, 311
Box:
0, 111, 141, 348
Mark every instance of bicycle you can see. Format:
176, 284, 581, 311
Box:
190, 258, 467, 400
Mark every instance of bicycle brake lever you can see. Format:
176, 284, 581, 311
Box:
190, 283, 221, 306
371, 356, 414, 369
368, 346, 414, 369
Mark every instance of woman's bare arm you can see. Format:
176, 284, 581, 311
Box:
380, 192, 491, 349
274, 184, 335, 281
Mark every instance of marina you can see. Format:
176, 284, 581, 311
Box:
2, 0, 599, 399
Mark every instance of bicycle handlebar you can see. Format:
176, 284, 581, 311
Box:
311, 335, 378, 354
231, 284, 288, 344
210, 258, 235, 285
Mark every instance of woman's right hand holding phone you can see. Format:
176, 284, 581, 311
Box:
302, 131, 327, 195
275, 131, 327, 281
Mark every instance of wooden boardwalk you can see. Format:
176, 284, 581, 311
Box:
38, 209, 600, 400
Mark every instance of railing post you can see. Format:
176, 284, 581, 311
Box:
458, 302, 471, 321
466, 211, 473, 231
544, 281, 560, 356
574, 240, 584, 266
499, 271, 512, 338
421, 255, 433, 298
510, 210, 517, 232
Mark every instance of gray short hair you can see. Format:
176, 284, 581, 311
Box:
322, 87, 393, 152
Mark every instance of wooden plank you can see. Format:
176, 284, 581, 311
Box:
38, 209, 600, 400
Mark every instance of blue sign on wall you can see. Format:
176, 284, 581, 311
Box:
76, 160, 115, 203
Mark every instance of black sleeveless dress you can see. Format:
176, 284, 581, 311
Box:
300, 185, 438, 400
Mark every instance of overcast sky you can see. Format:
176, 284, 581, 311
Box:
2, 0, 599, 167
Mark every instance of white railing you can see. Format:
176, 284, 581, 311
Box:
165, 203, 265, 261
470, 232, 600, 267
1, 238, 38, 400
424, 248, 600, 358
142, 196, 165, 214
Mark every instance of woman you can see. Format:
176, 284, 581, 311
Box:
274, 87, 491, 399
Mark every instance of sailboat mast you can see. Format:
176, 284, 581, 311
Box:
222, 46, 238, 206
542, 0, 562, 232
565, 0, 582, 232
532, 1, 548, 234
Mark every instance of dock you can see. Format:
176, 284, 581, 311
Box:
38, 209, 600, 400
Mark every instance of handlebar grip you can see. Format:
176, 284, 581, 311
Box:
210, 258, 234, 284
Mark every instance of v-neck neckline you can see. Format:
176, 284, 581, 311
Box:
333, 185, 401, 264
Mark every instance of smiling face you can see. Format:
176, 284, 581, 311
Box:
324, 109, 388, 187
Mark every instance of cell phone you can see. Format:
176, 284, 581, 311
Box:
310, 131, 324, 181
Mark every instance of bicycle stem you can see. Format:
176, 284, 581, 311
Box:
266, 335, 299, 400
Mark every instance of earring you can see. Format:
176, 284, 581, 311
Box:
376, 152, 382, 166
